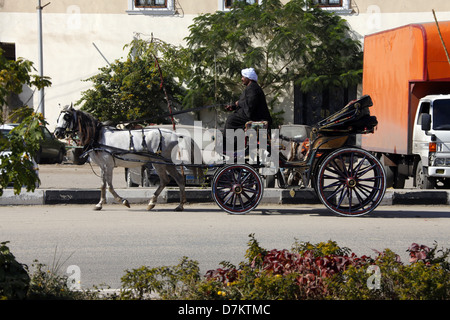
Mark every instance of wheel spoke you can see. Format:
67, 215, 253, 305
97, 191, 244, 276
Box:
328, 160, 348, 179
223, 190, 234, 203
323, 179, 344, 190
335, 186, 349, 209
325, 183, 345, 201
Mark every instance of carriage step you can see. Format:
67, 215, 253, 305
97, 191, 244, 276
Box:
282, 161, 308, 167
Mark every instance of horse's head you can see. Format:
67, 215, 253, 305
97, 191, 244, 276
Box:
54, 105, 76, 139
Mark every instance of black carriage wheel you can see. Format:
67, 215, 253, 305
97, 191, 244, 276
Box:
316, 148, 386, 217
212, 164, 264, 214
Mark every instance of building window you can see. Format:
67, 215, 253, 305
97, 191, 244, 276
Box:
0, 42, 16, 61
135, 0, 167, 8
223, 0, 259, 10
127, 0, 175, 15
313, 0, 351, 14
315, 0, 342, 7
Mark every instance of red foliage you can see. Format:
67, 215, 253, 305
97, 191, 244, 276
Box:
407, 243, 431, 264
205, 248, 372, 298
256, 249, 371, 297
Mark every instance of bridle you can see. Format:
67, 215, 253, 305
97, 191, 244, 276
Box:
55, 108, 78, 138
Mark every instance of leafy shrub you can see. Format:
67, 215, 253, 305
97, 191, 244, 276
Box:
202, 235, 373, 299
3, 236, 449, 300
119, 256, 201, 300
119, 235, 449, 300
329, 243, 450, 300
27, 261, 98, 300
1, 241, 100, 300
0, 241, 30, 299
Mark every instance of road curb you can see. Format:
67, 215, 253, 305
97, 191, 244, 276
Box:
391, 190, 449, 205
1, 188, 450, 206
0, 189, 45, 205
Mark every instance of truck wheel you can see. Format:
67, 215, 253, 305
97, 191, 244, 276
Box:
415, 161, 435, 189
393, 173, 406, 189
383, 164, 394, 188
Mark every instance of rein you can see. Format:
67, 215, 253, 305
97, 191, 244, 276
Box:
112, 103, 224, 126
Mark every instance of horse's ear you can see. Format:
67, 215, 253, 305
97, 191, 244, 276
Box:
62, 104, 73, 112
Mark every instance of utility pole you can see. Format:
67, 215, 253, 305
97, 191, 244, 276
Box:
37, 1, 50, 118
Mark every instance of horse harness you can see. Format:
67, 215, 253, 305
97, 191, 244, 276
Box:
61, 109, 166, 163
90, 127, 166, 164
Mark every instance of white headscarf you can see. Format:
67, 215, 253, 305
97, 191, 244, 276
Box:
241, 68, 258, 81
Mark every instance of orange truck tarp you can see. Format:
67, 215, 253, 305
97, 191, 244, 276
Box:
362, 22, 450, 155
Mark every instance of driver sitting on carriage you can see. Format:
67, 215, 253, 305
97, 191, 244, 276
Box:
223, 68, 272, 155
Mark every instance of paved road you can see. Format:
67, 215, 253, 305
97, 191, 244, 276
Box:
1, 202, 449, 290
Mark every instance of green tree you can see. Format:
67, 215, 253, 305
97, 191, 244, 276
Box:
183, 0, 363, 126
77, 1, 362, 128
77, 36, 186, 125
0, 48, 51, 196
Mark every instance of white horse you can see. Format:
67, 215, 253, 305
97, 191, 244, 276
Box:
54, 106, 203, 211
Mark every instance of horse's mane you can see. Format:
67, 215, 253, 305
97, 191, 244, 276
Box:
75, 110, 102, 146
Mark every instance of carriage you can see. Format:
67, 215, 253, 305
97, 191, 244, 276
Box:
211, 95, 386, 217
55, 95, 386, 217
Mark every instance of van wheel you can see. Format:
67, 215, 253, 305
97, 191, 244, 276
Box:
126, 169, 138, 187
72, 148, 87, 165
55, 148, 65, 164
415, 161, 435, 189
35, 148, 42, 164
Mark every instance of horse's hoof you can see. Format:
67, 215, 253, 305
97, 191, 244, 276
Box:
93, 206, 102, 211
175, 206, 184, 212
123, 199, 130, 208
147, 204, 155, 211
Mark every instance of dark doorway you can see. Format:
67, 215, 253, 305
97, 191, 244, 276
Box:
293, 85, 357, 125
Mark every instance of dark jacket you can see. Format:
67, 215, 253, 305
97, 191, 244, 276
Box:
236, 81, 272, 126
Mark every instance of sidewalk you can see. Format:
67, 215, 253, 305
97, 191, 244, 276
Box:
1, 164, 449, 206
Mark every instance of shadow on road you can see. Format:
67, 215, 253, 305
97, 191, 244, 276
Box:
88, 203, 450, 219
254, 207, 450, 219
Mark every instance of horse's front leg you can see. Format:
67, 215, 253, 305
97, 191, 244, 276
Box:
94, 162, 129, 210
98, 161, 129, 208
